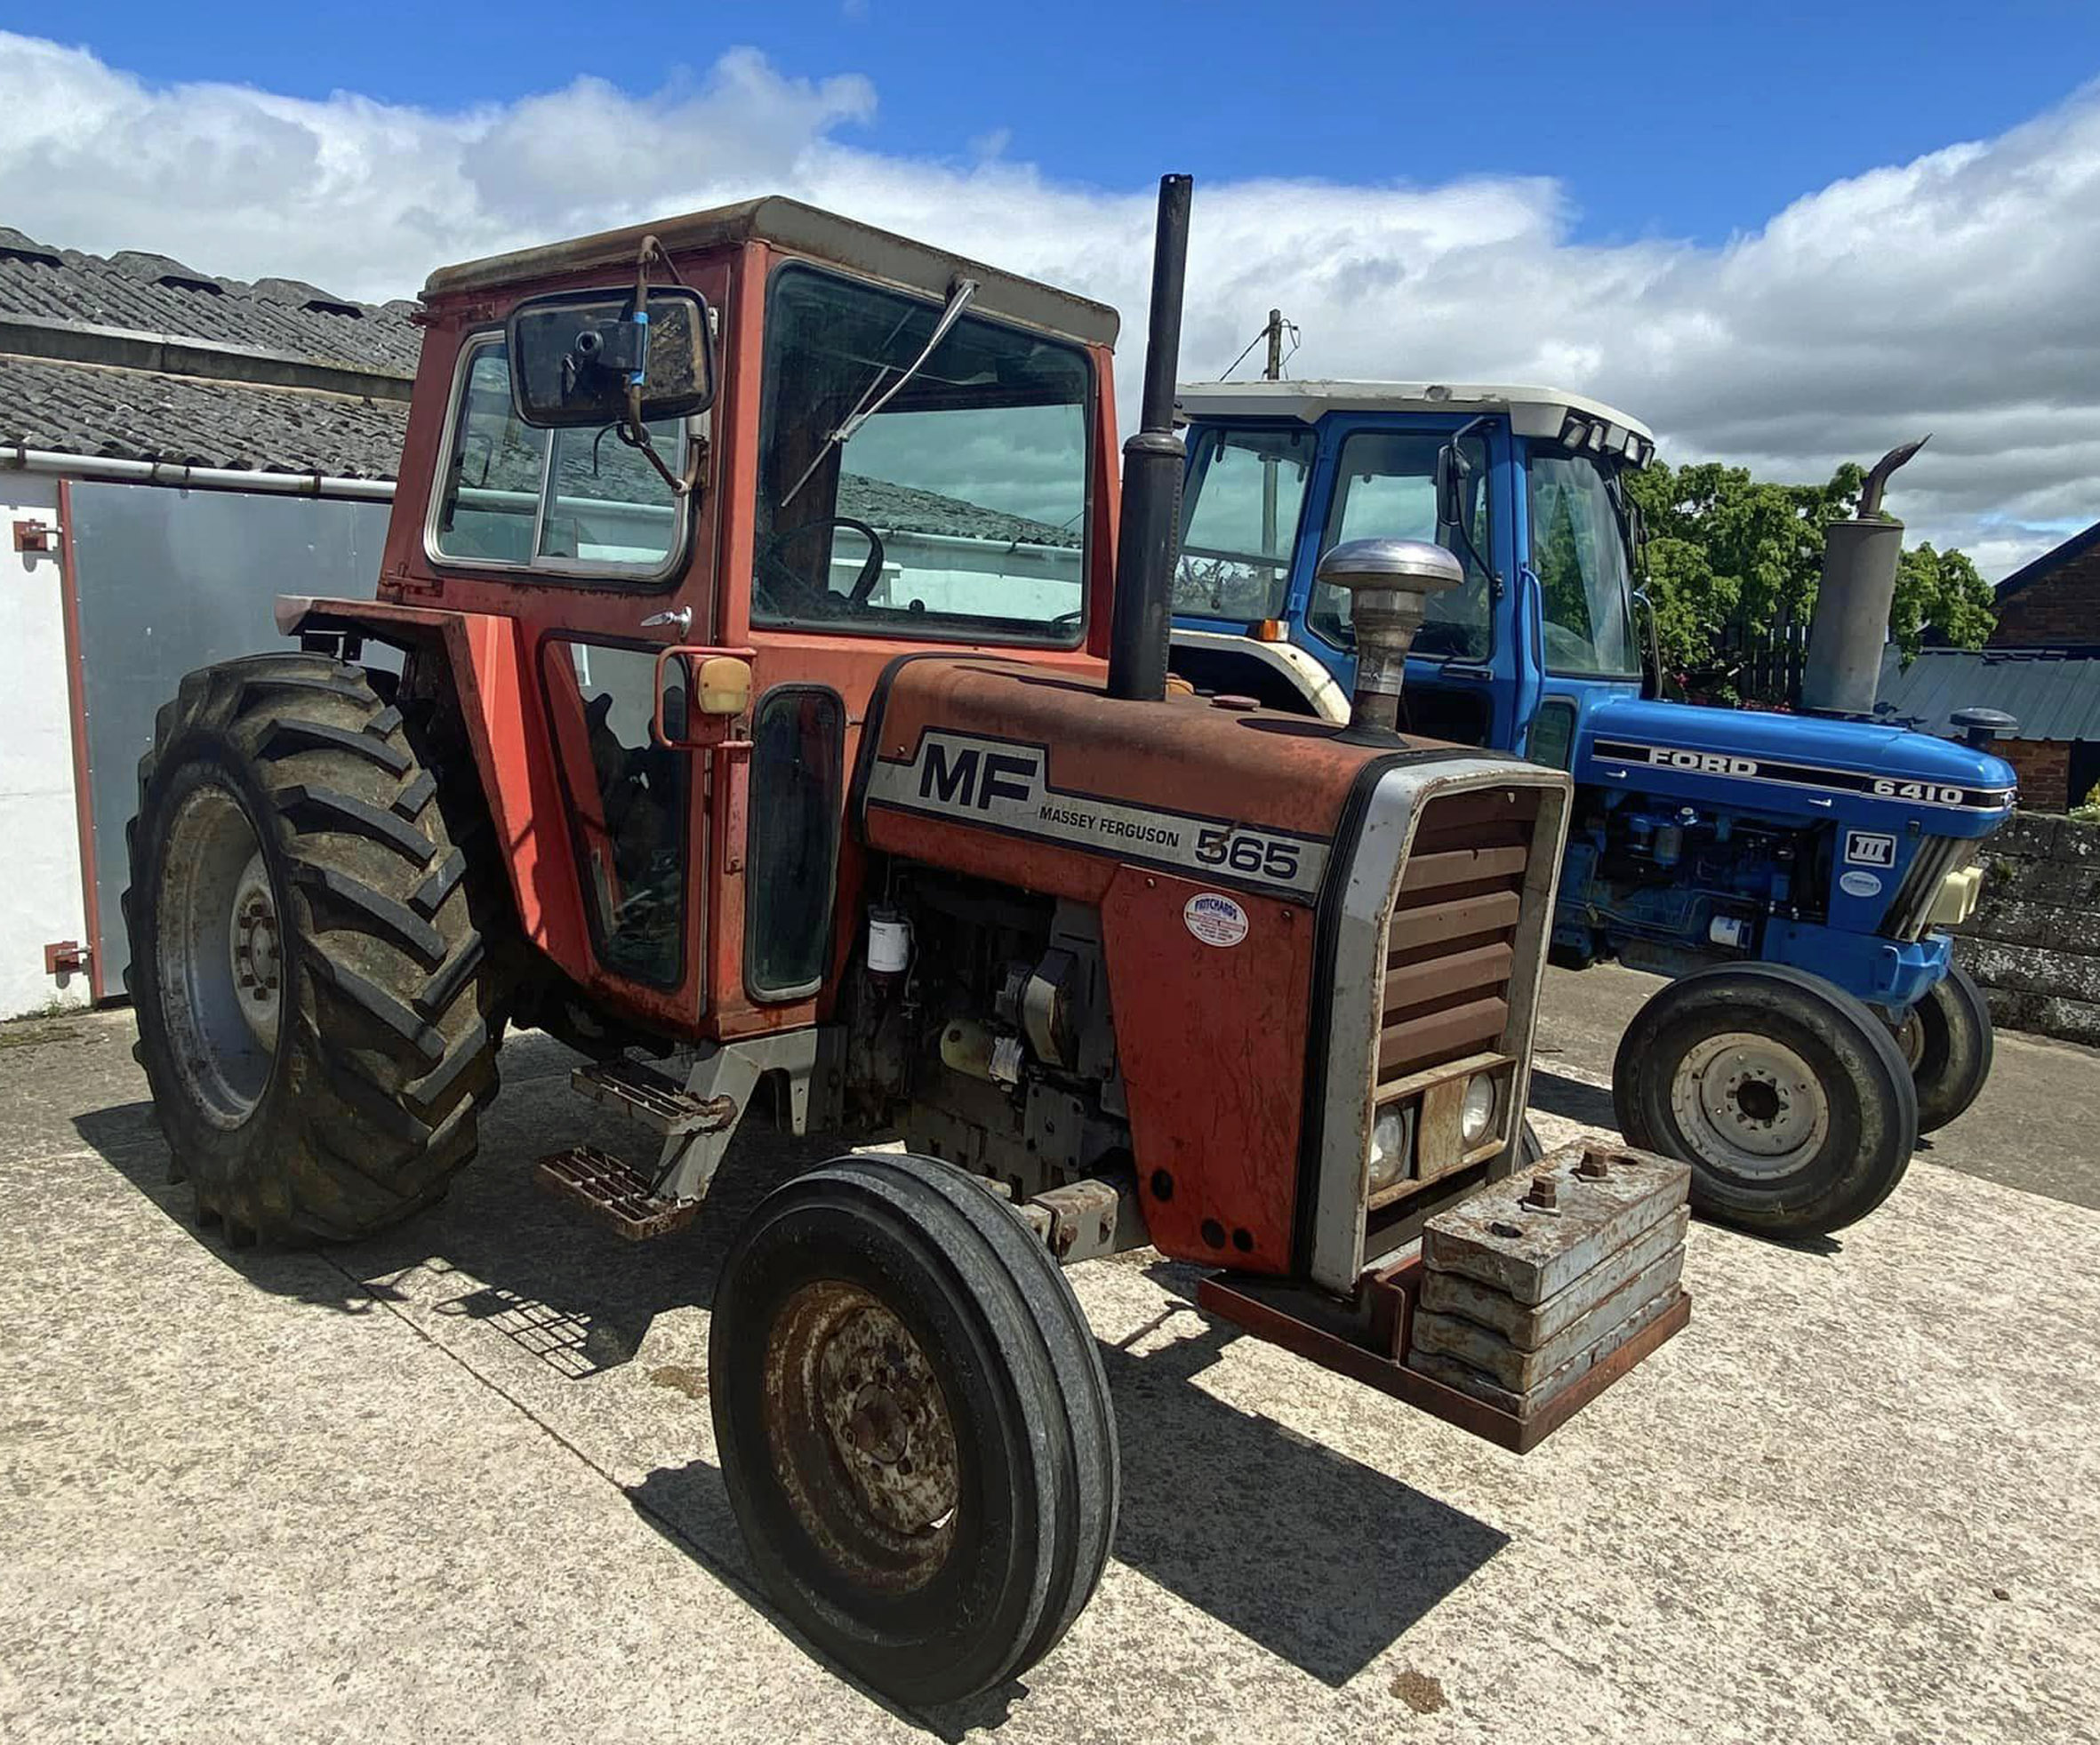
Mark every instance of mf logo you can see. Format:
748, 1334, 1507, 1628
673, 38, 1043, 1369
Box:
1652, 748, 1759, 778
920, 740, 1041, 810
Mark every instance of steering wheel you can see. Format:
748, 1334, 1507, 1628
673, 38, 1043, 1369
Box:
754, 516, 887, 617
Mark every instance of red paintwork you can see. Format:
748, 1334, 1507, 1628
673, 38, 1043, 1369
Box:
293, 237, 1117, 1042
856, 656, 1399, 1273
1099, 867, 1314, 1272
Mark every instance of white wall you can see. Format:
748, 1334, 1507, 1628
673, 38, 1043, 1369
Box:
0, 476, 92, 1017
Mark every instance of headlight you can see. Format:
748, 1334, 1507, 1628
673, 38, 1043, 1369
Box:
1459, 1073, 1498, 1146
1368, 1108, 1407, 1193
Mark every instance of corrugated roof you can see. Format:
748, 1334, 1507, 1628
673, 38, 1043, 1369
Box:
0, 227, 419, 372
0, 225, 419, 477
1876, 645, 2100, 741
0, 354, 407, 478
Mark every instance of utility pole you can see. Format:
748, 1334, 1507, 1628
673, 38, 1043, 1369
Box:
1260, 308, 1286, 566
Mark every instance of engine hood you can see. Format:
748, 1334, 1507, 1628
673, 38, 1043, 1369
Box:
1578, 696, 2016, 822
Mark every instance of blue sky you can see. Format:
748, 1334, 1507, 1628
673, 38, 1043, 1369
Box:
7, 11, 2100, 573
28, 2, 2100, 246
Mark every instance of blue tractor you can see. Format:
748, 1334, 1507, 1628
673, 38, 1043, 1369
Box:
1168, 380, 2016, 1239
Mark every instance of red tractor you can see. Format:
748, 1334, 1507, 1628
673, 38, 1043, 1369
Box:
125, 177, 1689, 1702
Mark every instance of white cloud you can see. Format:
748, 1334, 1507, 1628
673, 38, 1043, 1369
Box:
4, 30, 2097, 575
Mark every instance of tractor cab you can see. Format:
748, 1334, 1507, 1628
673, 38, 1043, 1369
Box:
1170, 380, 1656, 759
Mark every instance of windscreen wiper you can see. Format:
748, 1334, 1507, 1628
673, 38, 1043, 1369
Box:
781, 276, 981, 509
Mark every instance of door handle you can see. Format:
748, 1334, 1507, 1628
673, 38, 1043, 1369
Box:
641, 606, 693, 636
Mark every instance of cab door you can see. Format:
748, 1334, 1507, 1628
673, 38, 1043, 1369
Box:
420, 321, 715, 1021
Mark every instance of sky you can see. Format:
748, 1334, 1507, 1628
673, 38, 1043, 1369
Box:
6, 5, 2100, 577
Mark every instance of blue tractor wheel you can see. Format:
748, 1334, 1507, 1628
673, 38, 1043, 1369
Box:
1890, 963, 1994, 1134
1611, 964, 1919, 1239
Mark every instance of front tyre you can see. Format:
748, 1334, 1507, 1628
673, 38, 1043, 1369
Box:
1892, 963, 1994, 1133
1612, 964, 1917, 1239
709, 1153, 1118, 1705
124, 653, 502, 1243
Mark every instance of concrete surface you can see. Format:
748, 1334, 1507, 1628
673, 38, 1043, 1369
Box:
2, 968, 2096, 1743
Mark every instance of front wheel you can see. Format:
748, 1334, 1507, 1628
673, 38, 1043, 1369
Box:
709, 1153, 1118, 1705
1612, 964, 1918, 1239
1891, 963, 1994, 1133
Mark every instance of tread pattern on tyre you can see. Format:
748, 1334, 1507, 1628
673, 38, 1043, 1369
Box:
712, 1151, 1119, 1706
124, 652, 503, 1243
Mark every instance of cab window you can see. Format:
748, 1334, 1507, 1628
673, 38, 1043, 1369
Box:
1306, 429, 1492, 660
1530, 449, 1639, 676
755, 266, 1091, 644
431, 334, 687, 579
1175, 425, 1316, 620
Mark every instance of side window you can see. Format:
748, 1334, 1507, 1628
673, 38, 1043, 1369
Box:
432, 334, 687, 578
745, 688, 846, 1001
1175, 426, 1317, 620
541, 641, 689, 987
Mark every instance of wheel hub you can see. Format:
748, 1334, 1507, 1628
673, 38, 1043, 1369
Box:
156, 785, 280, 1128
228, 853, 282, 1044
763, 1280, 960, 1593
1672, 1032, 1829, 1178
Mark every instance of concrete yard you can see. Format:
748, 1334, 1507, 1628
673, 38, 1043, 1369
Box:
3, 963, 2097, 1742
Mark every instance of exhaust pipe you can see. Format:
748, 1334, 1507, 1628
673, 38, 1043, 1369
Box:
1106, 173, 1193, 702
1800, 436, 1928, 718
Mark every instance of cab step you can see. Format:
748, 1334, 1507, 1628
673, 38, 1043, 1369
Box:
570, 1057, 736, 1139
533, 1145, 701, 1242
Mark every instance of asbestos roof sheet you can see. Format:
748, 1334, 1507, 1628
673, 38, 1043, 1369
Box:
0, 227, 419, 373
0, 354, 407, 478
1876, 645, 2100, 742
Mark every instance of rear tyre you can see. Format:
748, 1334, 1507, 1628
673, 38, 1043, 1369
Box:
709, 1152, 1118, 1705
1612, 964, 1917, 1239
124, 652, 503, 1242
1893, 964, 1994, 1133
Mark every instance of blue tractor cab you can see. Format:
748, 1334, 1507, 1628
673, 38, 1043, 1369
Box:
1170, 380, 2016, 1239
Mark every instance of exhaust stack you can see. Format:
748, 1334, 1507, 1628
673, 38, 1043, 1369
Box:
1800, 436, 1928, 718
1313, 539, 1464, 737
1106, 173, 1193, 702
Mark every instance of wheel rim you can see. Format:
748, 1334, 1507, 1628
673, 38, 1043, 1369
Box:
1671, 1032, 1829, 1179
762, 1280, 960, 1596
1890, 1010, 1925, 1070
156, 785, 280, 1127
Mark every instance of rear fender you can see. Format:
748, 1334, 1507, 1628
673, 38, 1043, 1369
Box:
275, 595, 594, 981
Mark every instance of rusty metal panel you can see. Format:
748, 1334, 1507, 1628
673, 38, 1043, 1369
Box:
1421, 1143, 1690, 1305
67, 480, 390, 991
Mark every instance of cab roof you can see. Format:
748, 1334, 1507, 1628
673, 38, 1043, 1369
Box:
422, 196, 1121, 349
1174, 378, 1656, 463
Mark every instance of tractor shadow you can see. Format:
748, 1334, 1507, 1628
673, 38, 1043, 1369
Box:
78, 1029, 1508, 1720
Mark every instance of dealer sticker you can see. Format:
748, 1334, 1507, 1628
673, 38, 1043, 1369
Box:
1844, 830, 1896, 868
1840, 869, 1884, 899
1183, 892, 1249, 948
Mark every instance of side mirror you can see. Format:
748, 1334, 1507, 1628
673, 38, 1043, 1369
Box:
653, 650, 752, 749
508, 286, 716, 429
1434, 442, 1475, 540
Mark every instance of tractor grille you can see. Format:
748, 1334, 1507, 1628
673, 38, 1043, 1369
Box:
1379, 788, 1544, 1084
1884, 834, 1979, 941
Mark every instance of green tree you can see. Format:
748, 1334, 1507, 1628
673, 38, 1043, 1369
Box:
1623, 457, 1994, 703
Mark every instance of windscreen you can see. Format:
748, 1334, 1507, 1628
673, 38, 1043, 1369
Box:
755, 266, 1092, 644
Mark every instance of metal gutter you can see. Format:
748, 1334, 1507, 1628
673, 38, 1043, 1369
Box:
0, 446, 396, 500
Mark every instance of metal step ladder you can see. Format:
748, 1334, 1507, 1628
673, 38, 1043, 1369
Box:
534, 1056, 736, 1241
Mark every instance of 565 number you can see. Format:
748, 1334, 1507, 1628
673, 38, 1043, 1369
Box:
1196, 827, 1302, 882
